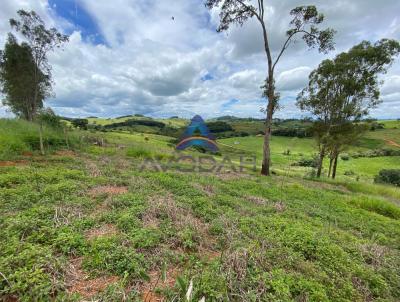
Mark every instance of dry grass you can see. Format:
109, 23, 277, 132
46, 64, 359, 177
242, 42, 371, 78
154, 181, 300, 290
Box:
85, 224, 119, 240
88, 185, 128, 197
84, 159, 102, 177
192, 183, 215, 197
247, 196, 268, 205
360, 243, 389, 268
54, 150, 76, 157
143, 194, 214, 251
53, 205, 84, 227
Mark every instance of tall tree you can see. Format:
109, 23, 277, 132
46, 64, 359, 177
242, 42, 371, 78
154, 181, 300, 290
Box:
0, 34, 50, 120
205, 1, 335, 175
298, 39, 400, 178
8, 10, 68, 120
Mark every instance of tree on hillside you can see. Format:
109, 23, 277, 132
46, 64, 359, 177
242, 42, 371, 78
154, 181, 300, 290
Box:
72, 119, 89, 130
7, 10, 68, 120
0, 34, 50, 120
298, 39, 400, 178
205, 1, 335, 175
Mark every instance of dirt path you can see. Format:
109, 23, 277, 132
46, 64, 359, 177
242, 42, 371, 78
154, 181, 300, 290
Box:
385, 139, 400, 148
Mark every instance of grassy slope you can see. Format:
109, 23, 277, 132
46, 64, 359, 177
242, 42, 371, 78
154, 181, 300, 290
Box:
0, 147, 399, 301
1, 119, 400, 301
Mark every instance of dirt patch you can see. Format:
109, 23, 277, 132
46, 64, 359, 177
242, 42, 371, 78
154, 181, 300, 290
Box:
22, 151, 33, 157
0, 160, 28, 167
88, 185, 128, 197
66, 257, 119, 299
385, 139, 400, 148
54, 150, 76, 157
85, 224, 118, 240
141, 267, 180, 302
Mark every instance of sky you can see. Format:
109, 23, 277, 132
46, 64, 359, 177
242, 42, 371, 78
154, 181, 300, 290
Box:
0, 0, 399, 119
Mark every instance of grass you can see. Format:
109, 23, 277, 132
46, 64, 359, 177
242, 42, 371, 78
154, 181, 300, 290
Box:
1, 118, 400, 301
0, 119, 82, 160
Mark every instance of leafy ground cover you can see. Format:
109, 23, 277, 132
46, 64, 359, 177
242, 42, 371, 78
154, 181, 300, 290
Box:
1, 119, 399, 301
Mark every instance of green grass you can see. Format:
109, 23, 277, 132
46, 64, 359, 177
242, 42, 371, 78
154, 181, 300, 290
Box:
0, 119, 81, 159
1, 118, 400, 301
0, 151, 399, 301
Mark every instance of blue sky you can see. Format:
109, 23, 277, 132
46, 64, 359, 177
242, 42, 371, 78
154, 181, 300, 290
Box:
0, 0, 399, 119
49, 0, 106, 45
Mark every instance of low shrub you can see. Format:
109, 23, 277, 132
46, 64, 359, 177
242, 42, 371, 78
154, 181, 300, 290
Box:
292, 157, 318, 168
374, 169, 400, 186
340, 154, 350, 161
352, 148, 400, 158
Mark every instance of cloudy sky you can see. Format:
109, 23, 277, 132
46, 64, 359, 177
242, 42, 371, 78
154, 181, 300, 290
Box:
0, 0, 399, 119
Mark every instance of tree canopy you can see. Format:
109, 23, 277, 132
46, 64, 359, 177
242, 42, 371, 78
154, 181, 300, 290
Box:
297, 39, 400, 178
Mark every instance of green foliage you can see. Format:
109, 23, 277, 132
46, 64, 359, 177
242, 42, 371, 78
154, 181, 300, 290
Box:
375, 169, 400, 186
292, 157, 318, 167
0, 34, 48, 120
71, 118, 88, 130
83, 236, 146, 277
1, 119, 400, 301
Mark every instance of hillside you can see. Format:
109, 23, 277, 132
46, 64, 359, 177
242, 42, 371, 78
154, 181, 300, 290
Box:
0, 118, 400, 301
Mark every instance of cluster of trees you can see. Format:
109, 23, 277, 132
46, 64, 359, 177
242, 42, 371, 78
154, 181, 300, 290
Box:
297, 39, 400, 178
205, 121, 233, 133
0, 10, 68, 154
271, 127, 312, 138
103, 119, 166, 129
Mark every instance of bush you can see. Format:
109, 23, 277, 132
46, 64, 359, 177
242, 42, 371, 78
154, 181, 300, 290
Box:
374, 169, 400, 186
340, 154, 350, 161
292, 157, 318, 168
351, 148, 400, 158
71, 118, 89, 129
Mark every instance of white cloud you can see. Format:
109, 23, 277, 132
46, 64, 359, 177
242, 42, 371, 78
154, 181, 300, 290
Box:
0, 0, 399, 119
276, 66, 312, 92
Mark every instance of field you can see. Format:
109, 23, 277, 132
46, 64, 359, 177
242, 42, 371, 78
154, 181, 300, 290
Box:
0, 118, 400, 301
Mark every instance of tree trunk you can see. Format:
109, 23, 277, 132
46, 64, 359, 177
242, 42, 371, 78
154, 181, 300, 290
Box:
261, 126, 271, 175
39, 122, 45, 155
316, 146, 325, 178
328, 157, 333, 177
332, 154, 338, 179
261, 85, 274, 176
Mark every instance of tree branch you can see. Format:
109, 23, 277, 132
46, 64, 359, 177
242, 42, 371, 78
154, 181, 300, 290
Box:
272, 29, 319, 72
